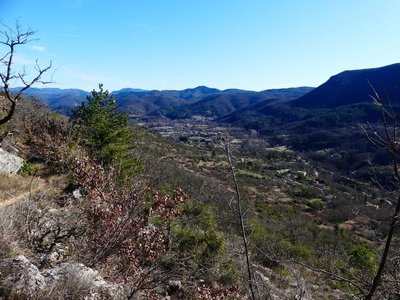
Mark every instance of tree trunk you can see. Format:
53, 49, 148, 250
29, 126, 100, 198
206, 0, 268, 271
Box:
365, 194, 400, 300
0, 100, 16, 125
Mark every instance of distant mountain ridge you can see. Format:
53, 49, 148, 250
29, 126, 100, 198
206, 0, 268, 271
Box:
11, 87, 90, 115
224, 63, 400, 128
292, 63, 400, 108
13, 85, 314, 117
221, 63, 400, 154
9, 63, 400, 176
11, 63, 400, 120
160, 87, 314, 119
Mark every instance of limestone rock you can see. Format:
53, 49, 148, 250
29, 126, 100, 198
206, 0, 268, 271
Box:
72, 188, 83, 201
0, 255, 126, 299
0, 256, 46, 296
42, 262, 126, 299
0, 147, 24, 174
168, 280, 183, 293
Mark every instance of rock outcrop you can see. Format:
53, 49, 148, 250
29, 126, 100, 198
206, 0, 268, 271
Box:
0, 147, 23, 174
0, 256, 126, 299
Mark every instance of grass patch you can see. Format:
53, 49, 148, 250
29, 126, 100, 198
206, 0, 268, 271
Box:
0, 173, 41, 202
237, 169, 265, 179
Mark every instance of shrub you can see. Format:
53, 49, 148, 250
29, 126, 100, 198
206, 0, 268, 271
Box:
24, 111, 75, 174
172, 202, 225, 265
170, 201, 238, 284
293, 184, 317, 198
349, 243, 378, 275
19, 161, 36, 177
73, 157, 186, 295
306, 198, 324, 211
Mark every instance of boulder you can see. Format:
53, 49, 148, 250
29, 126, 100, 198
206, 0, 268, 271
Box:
0, 256, 46, 296
0, 255, 126, 299
42, 262, 127, 299
0, 147, 24, 174
168, 280, 183, 293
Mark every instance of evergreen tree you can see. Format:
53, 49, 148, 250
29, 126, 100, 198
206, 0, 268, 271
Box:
72, 84, 140, 178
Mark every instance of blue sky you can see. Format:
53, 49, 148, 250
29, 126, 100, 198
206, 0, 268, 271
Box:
1, 0, 400, 91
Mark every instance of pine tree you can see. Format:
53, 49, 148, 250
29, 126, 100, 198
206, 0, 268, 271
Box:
72, 84, 140, 179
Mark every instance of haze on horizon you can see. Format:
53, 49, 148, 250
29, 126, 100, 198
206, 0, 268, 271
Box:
1, 0, 400, 92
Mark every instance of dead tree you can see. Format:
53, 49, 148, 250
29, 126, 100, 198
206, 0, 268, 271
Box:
0, 21, 52, 125
223, 139, 257, 300
361, 86, 400, 299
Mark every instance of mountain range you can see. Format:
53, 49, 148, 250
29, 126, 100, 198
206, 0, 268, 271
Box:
223, 63, 400, 134
14, 85, 314, 117
10, 87, 90, 116
18, 63, 400, 120
9, 62, 400, 176
14, 63, 400, 148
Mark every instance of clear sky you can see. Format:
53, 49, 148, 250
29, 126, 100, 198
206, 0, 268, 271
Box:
1, 0, 400, 91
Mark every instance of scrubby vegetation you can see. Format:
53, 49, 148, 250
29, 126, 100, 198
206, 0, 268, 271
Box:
0, 89, 243, 299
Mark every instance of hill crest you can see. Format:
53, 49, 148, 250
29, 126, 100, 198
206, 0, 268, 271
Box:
292, 63, 400, 108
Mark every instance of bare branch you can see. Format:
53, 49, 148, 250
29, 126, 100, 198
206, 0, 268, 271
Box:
15, 61, 53, 99
0, 21, 53, 125
363, 83, 400, 299
291, 259, 367, 297
224, 136, 257, 300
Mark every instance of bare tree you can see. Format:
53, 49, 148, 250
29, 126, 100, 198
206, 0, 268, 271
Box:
361, 86, 400, 299
0, 21, 52, 125
223, 139, 257, 300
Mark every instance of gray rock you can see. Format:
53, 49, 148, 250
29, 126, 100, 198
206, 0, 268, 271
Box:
72, 188, 83, 201
0, 147, 24, 174
168, 280, 182, 291
0, 255, 127, 299
43, 262, 126, 299
0, 255, 46, 296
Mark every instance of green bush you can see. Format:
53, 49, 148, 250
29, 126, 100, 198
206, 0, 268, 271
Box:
307, 198, 324, 211
172, 202, 225, 264
293, 184, 317, 198
19, 161, 36, 177
349, 243, 377, 275
170, 201, 238, 283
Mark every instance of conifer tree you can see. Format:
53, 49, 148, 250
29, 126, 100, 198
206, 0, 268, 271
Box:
72, 84, 140, 178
